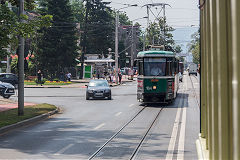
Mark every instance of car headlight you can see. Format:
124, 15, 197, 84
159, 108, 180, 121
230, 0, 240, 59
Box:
104, 89, 110, 93
88, 90, 94, 93
0, 84, 5, 89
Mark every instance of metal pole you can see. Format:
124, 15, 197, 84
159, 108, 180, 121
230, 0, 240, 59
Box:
163, 4, 166, 46
6, 55, 10, 73
115, 12, 119, 84
143, 32, 146, 51
131, 25, 134, 69
18, 0, 25, 116
81, 0, 89, 79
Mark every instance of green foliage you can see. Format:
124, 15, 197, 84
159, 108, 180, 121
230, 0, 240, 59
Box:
174, 45, 182, 53
146, 17, 175, 47
34, 77, 46, 84
70, 0, 85, 23
83, 0, 114, 57
0, 2, 52, 61
36, 0, 79, 78
118, 12, 132, 25
188, 31, 200, 64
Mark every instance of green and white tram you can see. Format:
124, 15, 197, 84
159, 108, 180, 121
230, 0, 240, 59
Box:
137, 48, 179, 103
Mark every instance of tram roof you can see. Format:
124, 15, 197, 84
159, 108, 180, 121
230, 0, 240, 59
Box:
137, 50, 175, 57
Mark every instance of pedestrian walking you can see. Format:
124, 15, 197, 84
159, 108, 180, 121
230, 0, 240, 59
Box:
66, 72, 72, 82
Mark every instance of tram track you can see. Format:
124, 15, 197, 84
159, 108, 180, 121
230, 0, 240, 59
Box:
88, 106, 164, 160
189, 75, 200, 107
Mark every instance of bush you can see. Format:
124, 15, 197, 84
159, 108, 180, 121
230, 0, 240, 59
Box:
53, 78, 59, 82
34, 78, 46, 84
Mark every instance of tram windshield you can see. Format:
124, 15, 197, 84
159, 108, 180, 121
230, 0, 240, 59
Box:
144, 58, 166, 76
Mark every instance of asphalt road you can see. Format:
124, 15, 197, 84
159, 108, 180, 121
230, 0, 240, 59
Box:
0, 74, 200, 159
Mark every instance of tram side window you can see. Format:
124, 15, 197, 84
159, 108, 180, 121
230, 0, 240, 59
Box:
138, 61, 144, 75
166, 58, 174, 76
174, 59, 179, 74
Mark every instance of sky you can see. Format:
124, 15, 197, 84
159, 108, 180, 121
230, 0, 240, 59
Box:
103, 0, 200, 55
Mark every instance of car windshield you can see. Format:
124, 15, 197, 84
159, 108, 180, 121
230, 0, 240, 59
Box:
89, 81, 108, 87
144, 58, 166, 76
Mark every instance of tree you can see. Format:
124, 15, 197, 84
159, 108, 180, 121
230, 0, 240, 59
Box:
36, 0, 79, 79
146, 17, 175, 47
118, 12, 131, 25
83, 0, 114, 57
188, 31, 200, 64
0, 1, 52, 62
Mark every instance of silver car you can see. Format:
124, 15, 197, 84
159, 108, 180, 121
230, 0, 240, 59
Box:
86, 80, 111, 100
0, 81, 15, 99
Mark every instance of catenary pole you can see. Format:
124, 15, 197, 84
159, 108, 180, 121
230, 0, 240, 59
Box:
114, 4, 137, 84
80, 0, 89, 79
18, 0, 24, 116
115, 11, 119, 84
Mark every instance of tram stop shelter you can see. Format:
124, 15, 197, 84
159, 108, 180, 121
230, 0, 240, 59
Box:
77, 54, 115, 79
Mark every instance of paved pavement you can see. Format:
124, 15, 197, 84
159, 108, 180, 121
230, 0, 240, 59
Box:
0, 74, 200, 159
0, 77, 134, 112
0, 97, 35, 112
24, 76, 134, 88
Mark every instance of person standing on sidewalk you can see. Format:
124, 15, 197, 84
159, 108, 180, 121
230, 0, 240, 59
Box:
37, 70, 43, 86
66, 72, 72, 82
118, 72, 122, 84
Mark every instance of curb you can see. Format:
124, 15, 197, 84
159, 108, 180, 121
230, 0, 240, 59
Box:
0, 108, 60, 135
24, 86, 61, 88
196, 134, 209, 160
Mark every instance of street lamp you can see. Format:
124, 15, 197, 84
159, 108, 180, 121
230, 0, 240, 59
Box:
115, 4, 138, 84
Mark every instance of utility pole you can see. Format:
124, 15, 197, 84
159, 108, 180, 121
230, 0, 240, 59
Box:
143, 3, 171, 46
18, 0, 25, 116
6, 55, 10, 73
114, 4, 137, 84
163, 4, 166, 46
115, 11, 119, 84
80, 0, 89, 79
131, 25, 134, 69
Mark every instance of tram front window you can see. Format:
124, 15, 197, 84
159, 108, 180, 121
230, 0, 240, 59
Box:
144, 58, 166, 76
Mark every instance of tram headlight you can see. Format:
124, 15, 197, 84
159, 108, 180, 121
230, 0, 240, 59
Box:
138, 80, 143, 88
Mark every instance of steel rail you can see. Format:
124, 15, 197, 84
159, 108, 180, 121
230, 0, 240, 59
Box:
189, 75, 200, 107
88, 107, 146, 160
130, 107, 163, 160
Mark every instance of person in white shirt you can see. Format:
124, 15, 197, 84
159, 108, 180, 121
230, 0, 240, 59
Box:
66, 72, 72, 81
150, 64, 162, 76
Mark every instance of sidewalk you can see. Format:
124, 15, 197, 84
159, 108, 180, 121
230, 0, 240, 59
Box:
0, 98, 35, 112
24, 76, 134, 88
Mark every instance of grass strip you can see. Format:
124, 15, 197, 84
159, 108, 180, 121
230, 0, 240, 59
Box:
0, 103, 57, 128
24, 82, 72, 85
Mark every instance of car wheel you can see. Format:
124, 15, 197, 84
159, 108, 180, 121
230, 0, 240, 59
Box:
108, 95, 112, 100
3, 95, 10, 99
86, 93, 90, 100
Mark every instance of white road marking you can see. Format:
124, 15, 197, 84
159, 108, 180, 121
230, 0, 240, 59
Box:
177, 107, 187, 160
129, 104, 134, 107
54, 144, 74, 155
94, 123, 105, 130
166, 99, 183, 160
115, 112, 122, 117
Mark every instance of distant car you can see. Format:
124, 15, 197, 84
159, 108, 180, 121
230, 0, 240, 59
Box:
86, 79, 111, 100
0, 73, 18, 87
179, 72, 183, 82
188, 63, 198, 76
0, 81, 15, 99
